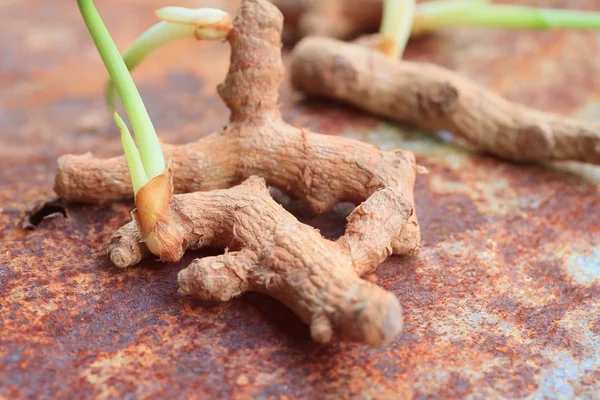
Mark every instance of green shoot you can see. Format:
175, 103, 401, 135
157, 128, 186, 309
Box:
379, 0, 600, 58
105, 22, 195, 111
414, 0, 600, 34
114, 112, 148, 194
105, 7, 231, 110
78, 0, 165, 181
380, 0, 416, 59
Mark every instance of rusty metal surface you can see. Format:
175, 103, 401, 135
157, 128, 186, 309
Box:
1, 0, 599, 398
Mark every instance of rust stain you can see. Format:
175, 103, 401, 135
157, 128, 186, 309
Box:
1, 0, 599, 398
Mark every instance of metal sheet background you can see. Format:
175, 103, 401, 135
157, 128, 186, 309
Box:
1, 0, 599, 398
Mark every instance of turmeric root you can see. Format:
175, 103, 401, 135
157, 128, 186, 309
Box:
290, 37, 600, 164
57, 0, 421, 346
111, 176, 409, 346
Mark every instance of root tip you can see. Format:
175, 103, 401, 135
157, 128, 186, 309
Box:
310, 313, 333, 343
110, 248, 136, 269
380, 298, 403, 346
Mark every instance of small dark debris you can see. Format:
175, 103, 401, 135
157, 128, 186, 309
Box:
22, 199, 68, 230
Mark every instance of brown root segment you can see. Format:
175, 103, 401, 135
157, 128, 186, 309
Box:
110, 176, 409, 346
291, 37, 600, 164
57, 123, 421, 254
217, 0, 284, 121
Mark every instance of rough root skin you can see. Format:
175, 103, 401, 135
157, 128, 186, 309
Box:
290, 36, 600, 164
110, 177, 408, 347
56, 0, 421, 346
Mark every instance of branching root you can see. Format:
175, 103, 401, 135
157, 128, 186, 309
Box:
111, 176, 409, 346
55, 0, 421, 346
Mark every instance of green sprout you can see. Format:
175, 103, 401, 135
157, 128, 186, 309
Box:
78, 0, 165, 191
105, 7, 231, 110
414, 0, 600, 33
104, 22, 195, 111
114, 112, 148, 194
382, 0, 600, 59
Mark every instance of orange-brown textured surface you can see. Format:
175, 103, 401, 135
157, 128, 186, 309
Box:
1, 0, 599, 398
